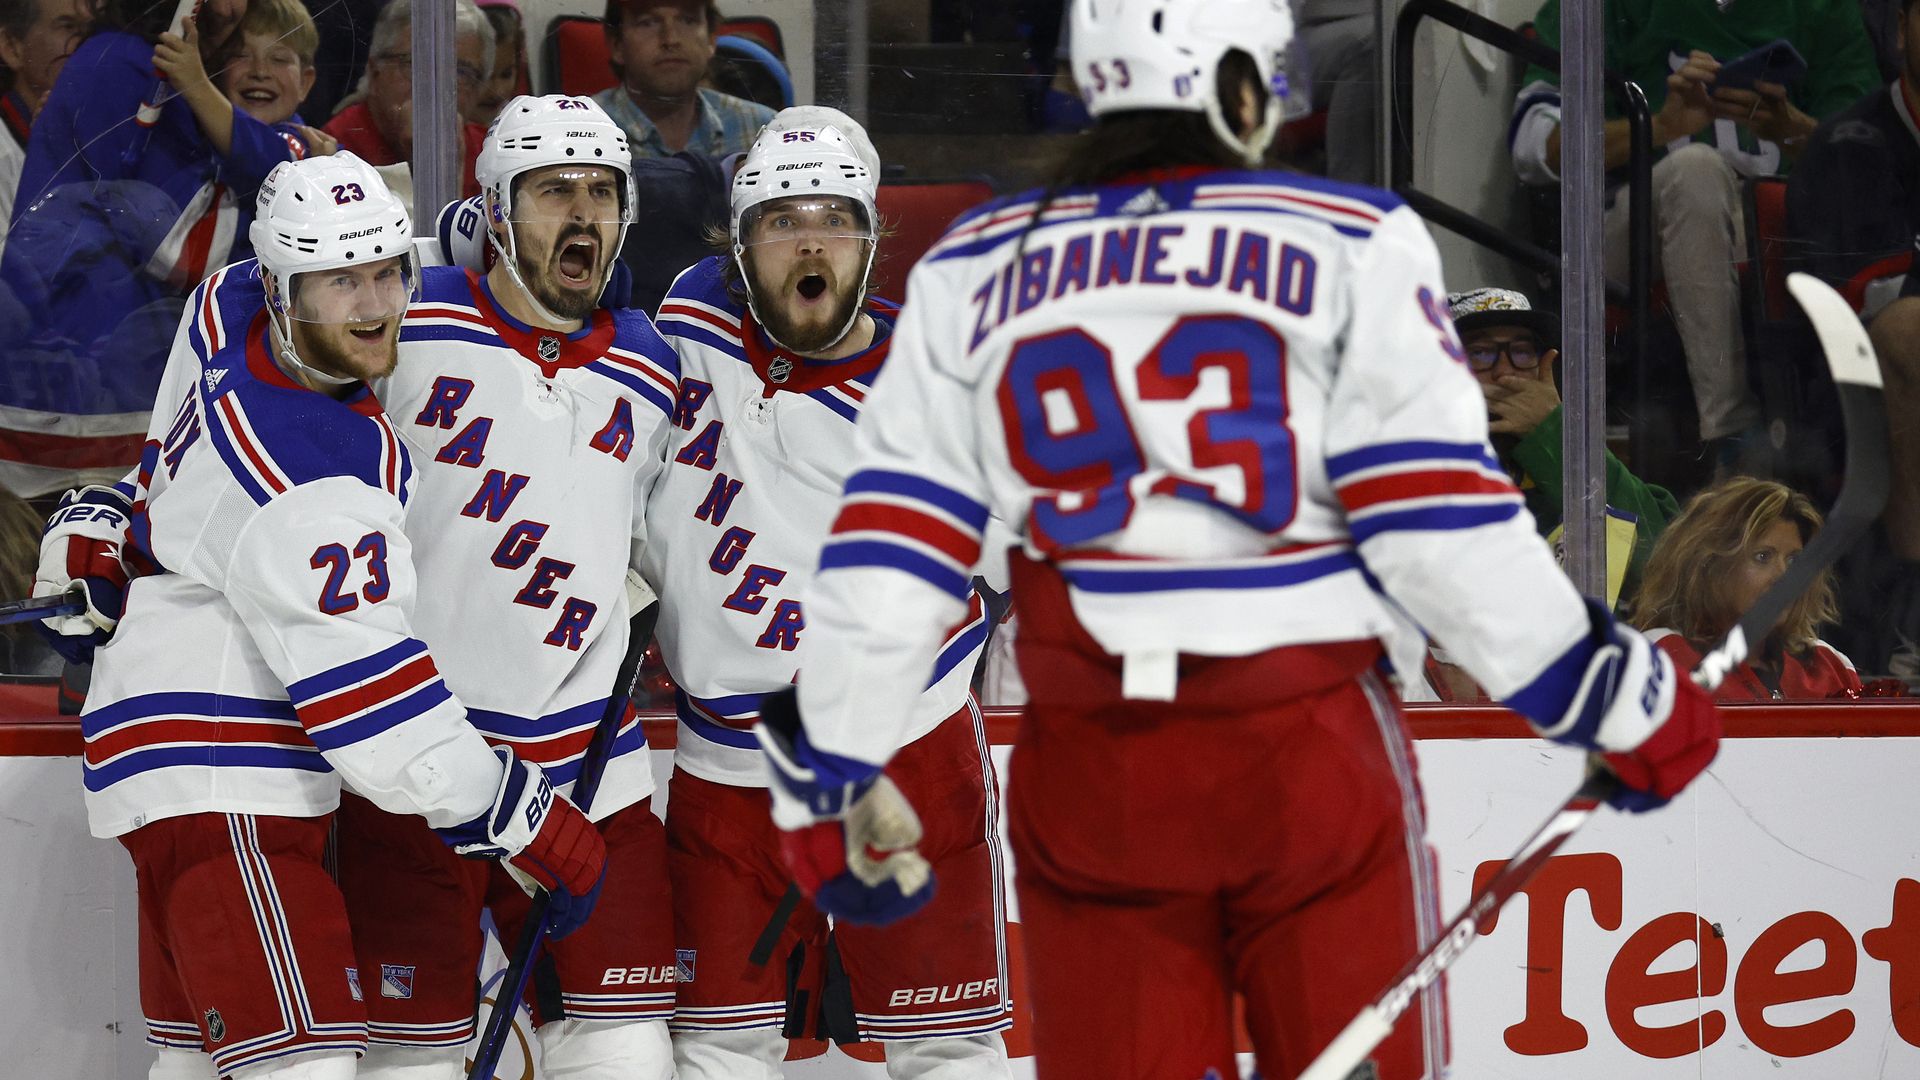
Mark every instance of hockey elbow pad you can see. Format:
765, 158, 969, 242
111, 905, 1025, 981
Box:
1536, 601, 1723, 813
439, 747, 609, 938
33, 485, 133, 664
754, 688, 936, 925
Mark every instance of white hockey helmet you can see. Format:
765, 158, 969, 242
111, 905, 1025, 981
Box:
730, 119, 879, 352
476, 94, 636, 319
729, 119, 878, 245
250, 152, 417, 384
1069, 0, 1296, 164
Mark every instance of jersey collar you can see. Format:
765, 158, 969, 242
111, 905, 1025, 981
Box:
470, 269, 618, 378
739, 299, 896, 396
242, 311, 386, 416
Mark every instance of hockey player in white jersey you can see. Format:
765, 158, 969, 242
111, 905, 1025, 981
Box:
326, 95, 681, 1080
33, 153, 609, 1080
747, 3, 1725, 1079
643, 108, 1012, 1079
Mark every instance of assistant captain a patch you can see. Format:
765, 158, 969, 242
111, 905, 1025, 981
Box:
380, 963, 417, 999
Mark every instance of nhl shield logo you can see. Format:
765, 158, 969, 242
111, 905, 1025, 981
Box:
538, 335, 562, 364
203, 1007, 226, 1043
380, 963, 416, 999
767, 356, 793, 384
675, 949, 697, 984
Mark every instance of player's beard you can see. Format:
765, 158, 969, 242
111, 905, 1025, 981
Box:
750, 255, 864, 356
515, 224, 611, 323
289, 318, 401, 384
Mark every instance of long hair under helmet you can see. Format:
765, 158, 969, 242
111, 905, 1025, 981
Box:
1069, 0, 1297, 165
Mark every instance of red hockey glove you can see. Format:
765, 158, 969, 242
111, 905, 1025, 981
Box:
755, 688, 936, 925
34, 485, 133, 664
1602, 668, 1722, 813
1531, 602, 1723, 814
440, 748, 608, 939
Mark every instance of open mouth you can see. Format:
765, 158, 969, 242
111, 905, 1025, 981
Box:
348, 321, 387, 342
796, 274, 827, 301
241, 88, 278, 105
557, 237, 597, 285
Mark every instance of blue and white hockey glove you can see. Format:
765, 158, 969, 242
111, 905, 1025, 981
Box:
437, 748, 609, 939
1525, 601, 1722, 814
33, 485, 133, 665
754, 688, 935, 925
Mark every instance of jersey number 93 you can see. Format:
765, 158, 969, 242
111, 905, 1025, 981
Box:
996, 313, 1296, 551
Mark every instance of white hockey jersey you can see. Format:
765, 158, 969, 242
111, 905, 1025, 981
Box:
382, 266, 677, 817
83, 263, 505, 838
793, 169, 1613, 767
644, 257, 990, 787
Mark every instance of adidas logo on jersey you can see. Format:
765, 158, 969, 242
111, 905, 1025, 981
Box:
1119, 187, 1171, 217
204, 368, 228, 393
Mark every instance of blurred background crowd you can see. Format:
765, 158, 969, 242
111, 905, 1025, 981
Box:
1, 0, 1915, 707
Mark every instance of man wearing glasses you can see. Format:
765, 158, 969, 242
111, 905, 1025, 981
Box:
324, 0, 495, 197
1449, 287, 1677, 606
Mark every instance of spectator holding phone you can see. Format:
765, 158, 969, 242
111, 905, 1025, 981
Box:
1510, 0, 1879, 474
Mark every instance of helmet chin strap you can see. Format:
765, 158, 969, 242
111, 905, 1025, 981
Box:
732, 239, 877, 356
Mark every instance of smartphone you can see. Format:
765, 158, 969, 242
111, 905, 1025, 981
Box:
1712, 39, 1808, 92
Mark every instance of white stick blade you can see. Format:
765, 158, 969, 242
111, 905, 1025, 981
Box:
1787, 272, 1884, 390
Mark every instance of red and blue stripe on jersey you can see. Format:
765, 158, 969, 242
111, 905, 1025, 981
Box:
82, 639, 452, 793
465, 697, 646, 790
924, 168, 1401, 266
174, 260, 412, 508
400, 266, 679, 420
673, 592, 988, 751
1325, 439, 1523, 543
285, 638, 454, 754
819, 469, 990, 601
81, 691, 318, 793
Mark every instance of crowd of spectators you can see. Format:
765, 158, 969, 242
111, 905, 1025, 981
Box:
0, 0, 1911, 702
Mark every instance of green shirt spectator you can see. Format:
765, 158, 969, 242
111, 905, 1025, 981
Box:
1449, 288, 1679, 604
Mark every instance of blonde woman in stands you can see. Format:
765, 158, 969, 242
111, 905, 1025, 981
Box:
1632, 477, 1864, 701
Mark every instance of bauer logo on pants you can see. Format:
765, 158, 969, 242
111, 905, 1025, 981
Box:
675, 949, 696, 984
381, 964, 416, 999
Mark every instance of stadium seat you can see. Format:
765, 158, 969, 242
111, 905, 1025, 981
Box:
872, 179, 996, 301
718, 15, 784, 58
547, 15, 613, 97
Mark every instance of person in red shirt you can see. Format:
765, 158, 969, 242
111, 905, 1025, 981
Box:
322, 0, 491, 197
1632, 477, 1864, 700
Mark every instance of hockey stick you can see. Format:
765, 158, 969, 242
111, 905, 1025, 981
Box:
467, 578, 660, 1080
1294, 272, 1889, 1080
0, 595, 84, 626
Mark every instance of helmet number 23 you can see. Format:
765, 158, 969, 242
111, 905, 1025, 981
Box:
331, 183, 367, 206
996, 314, 1297, 552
